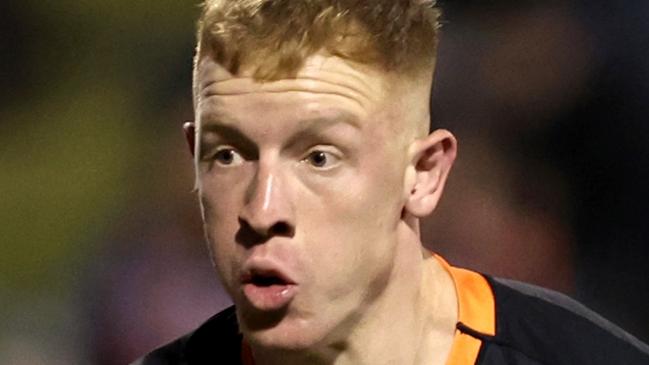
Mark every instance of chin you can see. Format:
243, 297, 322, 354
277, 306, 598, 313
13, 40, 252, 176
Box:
241, 313, 328, 351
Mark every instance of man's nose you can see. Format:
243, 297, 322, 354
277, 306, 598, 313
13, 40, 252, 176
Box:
238, 164, 295, 239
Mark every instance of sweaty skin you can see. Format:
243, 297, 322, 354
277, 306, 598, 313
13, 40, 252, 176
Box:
190, 53, 458, 365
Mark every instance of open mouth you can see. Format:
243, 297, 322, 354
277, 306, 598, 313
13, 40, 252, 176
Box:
242, 270, 293, 287
250, 273, 288, 287
241, 269, 297, 310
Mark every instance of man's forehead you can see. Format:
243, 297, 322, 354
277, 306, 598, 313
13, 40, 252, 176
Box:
195, 53, 390, 100
193, 53, 431, 140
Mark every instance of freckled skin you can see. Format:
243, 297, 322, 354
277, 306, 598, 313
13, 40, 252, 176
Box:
190, 54, 458, 365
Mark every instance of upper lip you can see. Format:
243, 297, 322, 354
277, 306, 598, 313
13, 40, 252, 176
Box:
240, 259, 297, 285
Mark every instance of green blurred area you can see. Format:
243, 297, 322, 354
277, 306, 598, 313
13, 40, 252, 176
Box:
0, 1, 200, 293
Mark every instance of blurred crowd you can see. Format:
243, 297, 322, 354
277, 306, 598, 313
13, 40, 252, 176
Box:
1, 1, 648, 364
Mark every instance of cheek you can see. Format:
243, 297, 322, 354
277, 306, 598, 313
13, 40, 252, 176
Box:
200, 189, 240, 253
319, 156, 404, 234
199, 165, 253, 231
300, 162, 404, 273
198, 172, 249, 289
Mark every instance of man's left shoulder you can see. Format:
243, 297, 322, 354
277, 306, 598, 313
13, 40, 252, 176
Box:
481, 276, 649, 364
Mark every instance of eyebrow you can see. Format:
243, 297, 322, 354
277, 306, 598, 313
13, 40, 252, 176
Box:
200, 123, 255, 144
283, 114, 361, 148
200, 110, 361, 144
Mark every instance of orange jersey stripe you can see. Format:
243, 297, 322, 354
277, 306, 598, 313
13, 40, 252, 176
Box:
435, 254, 496, 365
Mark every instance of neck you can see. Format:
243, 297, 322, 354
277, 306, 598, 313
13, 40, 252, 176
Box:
251, 225, 458, 365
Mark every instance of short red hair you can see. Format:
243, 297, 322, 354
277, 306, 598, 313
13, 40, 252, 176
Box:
194, 0, 442, 81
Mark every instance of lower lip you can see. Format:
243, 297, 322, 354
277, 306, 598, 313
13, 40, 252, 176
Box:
243, 283, 297, 311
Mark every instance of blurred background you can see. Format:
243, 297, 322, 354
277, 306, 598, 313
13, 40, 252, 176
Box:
1, 0, 648, 363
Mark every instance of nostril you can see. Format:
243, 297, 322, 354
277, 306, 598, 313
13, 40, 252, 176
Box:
235, 219, 295, 247
269, 221, 293, 237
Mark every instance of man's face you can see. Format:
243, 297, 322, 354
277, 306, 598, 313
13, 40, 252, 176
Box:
193, 54, 424, 349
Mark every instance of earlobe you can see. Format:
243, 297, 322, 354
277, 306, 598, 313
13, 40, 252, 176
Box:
183, 122, 196, 157
405, 129, 457, 218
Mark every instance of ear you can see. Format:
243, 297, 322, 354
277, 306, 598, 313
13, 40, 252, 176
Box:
404, 129, 457, 218
183, 122, 196, 157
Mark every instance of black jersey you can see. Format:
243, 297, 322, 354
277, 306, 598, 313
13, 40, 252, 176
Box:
132, 256, 649, 364
466, 277, 649, 364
